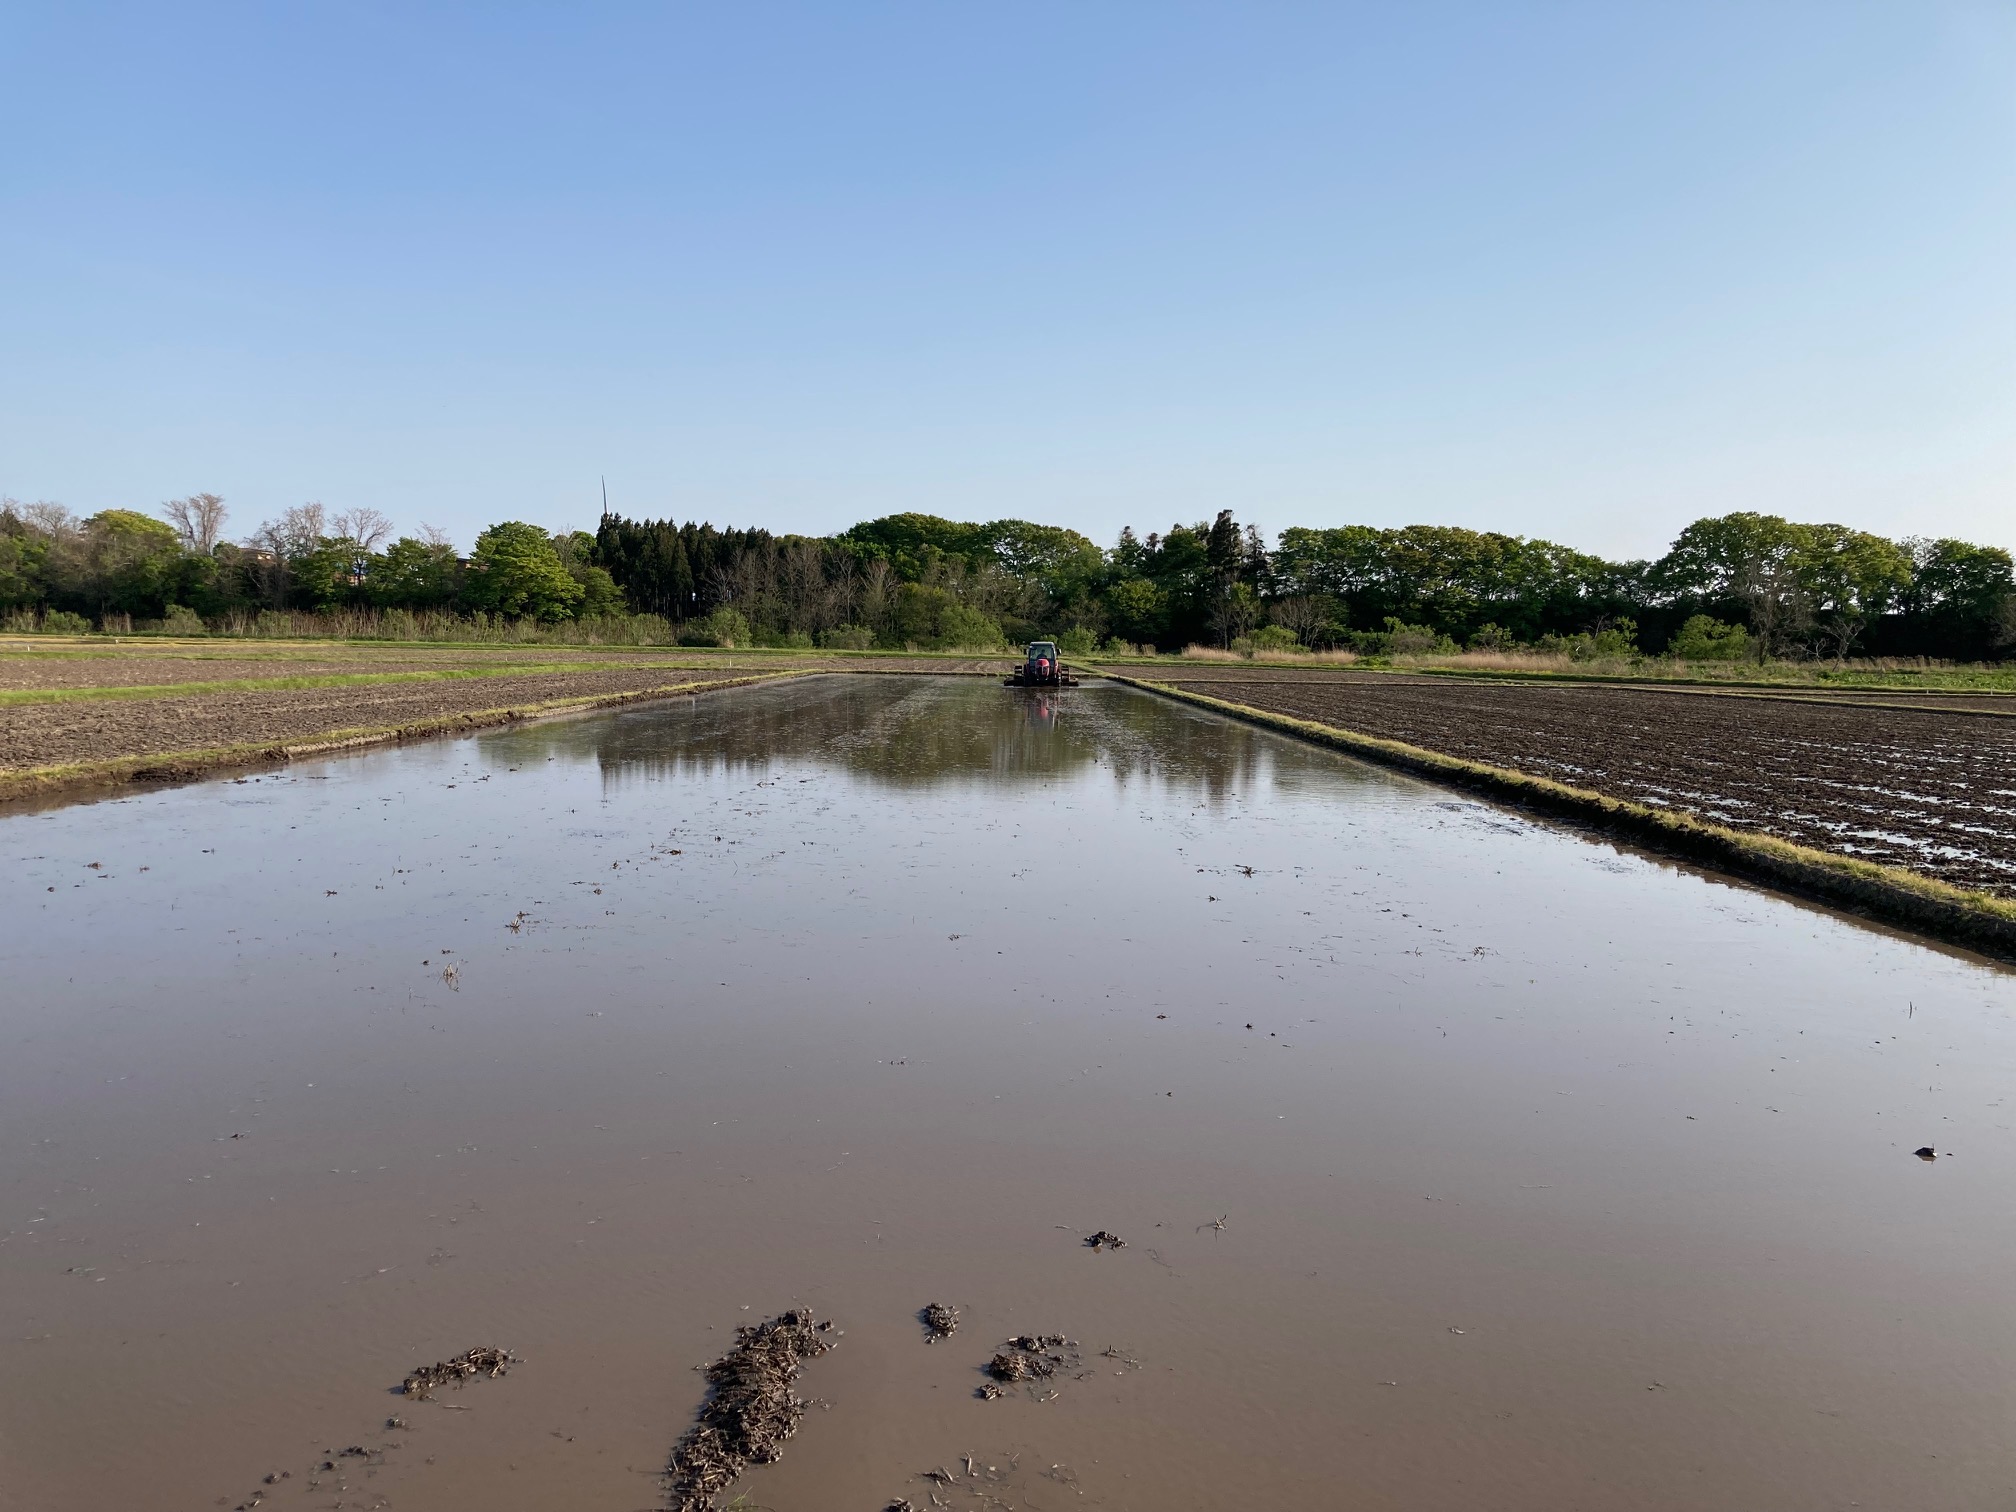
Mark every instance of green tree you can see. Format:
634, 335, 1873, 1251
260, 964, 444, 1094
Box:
1102, 577, 1167, 643
463, 522, 585, 620
370, 535, 463, 609
0, 506, 52, 609
1797, 526, 1911, 661
1655, 513, 1813, 659
290, 536, 368, 609
552, 529, 625, 615
64, 510, 185, 617
1900, 538, 2016, 657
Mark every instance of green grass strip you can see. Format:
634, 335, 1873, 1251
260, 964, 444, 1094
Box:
1106, 671, 2016, 964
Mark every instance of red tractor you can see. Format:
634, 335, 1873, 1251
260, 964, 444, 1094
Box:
1004, 640, 1079, 687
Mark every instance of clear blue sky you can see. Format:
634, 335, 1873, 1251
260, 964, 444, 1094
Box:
2, 3, 2010, 560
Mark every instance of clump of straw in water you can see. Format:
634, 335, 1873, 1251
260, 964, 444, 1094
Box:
400, 1345, 516, 1399
666, 1309, 837, 1511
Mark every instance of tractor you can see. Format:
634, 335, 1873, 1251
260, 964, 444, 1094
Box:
1003, 640, 1079, 687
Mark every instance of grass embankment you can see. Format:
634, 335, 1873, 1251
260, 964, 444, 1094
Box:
0, 671, 818, 803
1107, 672, 2016, 964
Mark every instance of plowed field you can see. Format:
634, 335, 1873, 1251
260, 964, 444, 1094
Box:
1136, 668, 2016, 896
0, 642, 1005, 785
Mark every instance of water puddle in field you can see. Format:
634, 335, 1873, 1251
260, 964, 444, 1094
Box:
6, 675, 2016, 1511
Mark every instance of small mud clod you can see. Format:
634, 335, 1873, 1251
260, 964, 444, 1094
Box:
1915, 1146, 1938, 1160
977, 1334, 1080, 1399
1083, 1230, 1126, 1250
920, 1303, 959, 1343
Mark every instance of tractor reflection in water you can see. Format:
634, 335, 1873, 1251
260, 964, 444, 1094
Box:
1003, 640, 1080, 688
1021, 689, 1061, 729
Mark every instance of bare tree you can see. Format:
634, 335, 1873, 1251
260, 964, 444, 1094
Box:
242, 503, 329, 608
18, 501, 79, 539
161, 493, 228, 554
330, 506, 393, 553
859, 557, 896, 637
419, 523, 457, 551
1735, 553, 1810, 663
778, 540, 828, 633
1268, 594, 1325, 645
1209, 582, 1262, 645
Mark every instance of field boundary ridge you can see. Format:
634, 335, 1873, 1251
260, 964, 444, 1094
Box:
1106, 672, 2016, 964
0, 671, 817, 806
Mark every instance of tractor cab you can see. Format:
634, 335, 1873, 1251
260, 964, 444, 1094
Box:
1004, 640, 1079, 687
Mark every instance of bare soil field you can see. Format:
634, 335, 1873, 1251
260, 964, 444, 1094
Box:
0, 666, 740, 770
0, 640, 1005, 693
0, 646, 694, 691
1134, 666, 2016, 896
0, 643, 1007, 787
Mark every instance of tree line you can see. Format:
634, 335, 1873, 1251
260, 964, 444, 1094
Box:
2, 492, 2011, 661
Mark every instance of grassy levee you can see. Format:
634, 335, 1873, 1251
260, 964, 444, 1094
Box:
0, 671, 819, 805
1103, 671, 2016, 965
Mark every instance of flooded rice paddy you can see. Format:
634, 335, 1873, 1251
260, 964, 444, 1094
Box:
5, 675, 2016, 1511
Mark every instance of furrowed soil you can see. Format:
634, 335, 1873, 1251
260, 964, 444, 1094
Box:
0, 642, 1004, 780
1126, 665, 2016, 896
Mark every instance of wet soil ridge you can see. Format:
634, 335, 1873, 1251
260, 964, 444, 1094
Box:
1108, 667, 2016, 897
666, 1309, 837, 1512
1110, 673, 2016, 963
399, 1345, 516, 1399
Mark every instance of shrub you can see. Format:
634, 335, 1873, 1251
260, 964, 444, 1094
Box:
161, 604, 206, 635
1057, 626, 1097, 655
1536, 619, 1639, 662
763, 629, 816, 650
934, 602, 1005, 651
1248, 624, 1301, 652
1468, 623, 1516, 651
1350, 619, 1454, 656
818, 624, 875, 650
681, 607, 751, 648
40, 610, 91, 635
1669, 614, 1751, 661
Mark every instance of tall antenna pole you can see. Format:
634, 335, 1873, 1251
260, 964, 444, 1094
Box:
601, 475, 608, 520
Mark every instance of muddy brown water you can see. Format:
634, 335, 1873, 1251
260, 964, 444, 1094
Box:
4, 675, 2015, 1511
